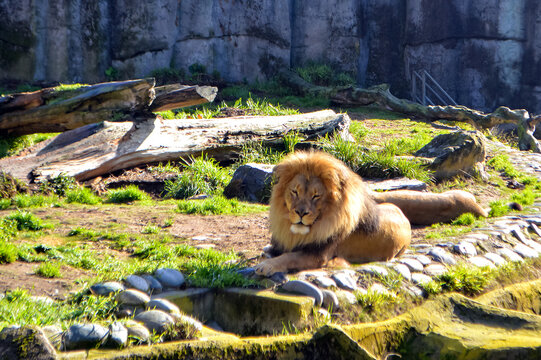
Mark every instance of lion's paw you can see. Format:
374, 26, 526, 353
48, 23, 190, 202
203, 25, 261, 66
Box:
254, 259, 283, 277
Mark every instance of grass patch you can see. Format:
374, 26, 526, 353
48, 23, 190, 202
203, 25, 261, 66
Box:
39, 175, 77, 196
105, 185, 150, 204
0, 133, 58, 159
65, 187, 102, 205
451, 213, 476, 226
12, 194, 55, 208
176, 196, 267, 215
35, 262, 62, 278
141, 225, 160, 234
295, 61, 354, 87
488, 200, 511, 217
5, 211, 48, 231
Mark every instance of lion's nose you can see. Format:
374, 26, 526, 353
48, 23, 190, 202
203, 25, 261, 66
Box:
295, 209, 309, 218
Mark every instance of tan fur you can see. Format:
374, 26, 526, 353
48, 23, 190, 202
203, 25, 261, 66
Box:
370, 189, 489, 225
254, 151, 411, 276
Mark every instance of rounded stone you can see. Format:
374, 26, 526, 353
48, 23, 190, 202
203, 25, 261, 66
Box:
497, 247, 524, 262
321, 289, 340, 311
281, 280, 323, 306
411, 273, 433, 286
134, 310, 175, 334
331, 272, 358, 291
141, 274, 163, 294
155, 268, 185, 288
116, 289, 151, 306
390, 263, 412, 281
453, 241, 477, 257
170, 313, 203, 332
313, 276, 337, 289
334, 290, 357, 305
411, 254, 432, 266
428, 247, 457, 265
41, 325, 63, 350
483, 252, 507, 266
125, 274, 150, 293
125, 321, 150, 344
469, 256, 496, 268
404, 285, 425, 298
89, 281, 125, 296
398, 258, 424, 272
146, 298, 180, 314
62, 323, 108, 351
423, 263, 447, 277
106, 322, 128, 348
513, 243, 539, 258
368, 283, 395, 297
356, 265, 389, 277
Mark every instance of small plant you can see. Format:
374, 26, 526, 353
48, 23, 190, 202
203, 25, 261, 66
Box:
161, 319, 202, 341
283, 131, 301, 153
40, 174, 77, 196
510, 188, 536, 207
163, 218, 174, 227
176, 195, 267, 216
0, 219, 18, 264
6, 211, 47, 231
349, 122, 370, 141
488, 200, 510, 217
0, 198, 11, 210
188, 63, 206, 75
451, 213, 476, 226
35, 262, 62, 278
12, 194, 55, 208
142, 225, 160, 234
236, 142, 284, 166
437, 264, 493, 295
105, 66, 119, 81
419, 280, 443, 295
355, 289, 396, 311
105, 185, 150, 204
65, 187, 102, 205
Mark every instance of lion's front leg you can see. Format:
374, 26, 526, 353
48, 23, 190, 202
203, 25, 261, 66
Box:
254, 251, 326, 277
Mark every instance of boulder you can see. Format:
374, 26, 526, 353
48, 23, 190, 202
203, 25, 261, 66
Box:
223, 163, 274, 203
414, 130, 487, 181
0, 326, 57, 360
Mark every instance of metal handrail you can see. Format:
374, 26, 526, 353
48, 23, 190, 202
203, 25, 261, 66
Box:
411, 70, 457, 106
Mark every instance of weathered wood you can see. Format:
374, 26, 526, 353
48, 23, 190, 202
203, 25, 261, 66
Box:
0, 110, 350, 183
150, 85, 218, 112
0, 79, 156, 136
279, 69, 541, 152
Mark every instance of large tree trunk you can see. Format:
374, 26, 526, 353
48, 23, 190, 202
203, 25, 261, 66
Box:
0, 80, 218, 136
279, 69, 541, 152
0, 110, 349, 183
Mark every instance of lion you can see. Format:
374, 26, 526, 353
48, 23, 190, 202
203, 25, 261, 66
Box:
254, 151, 411, 276
370, 189, 489, 225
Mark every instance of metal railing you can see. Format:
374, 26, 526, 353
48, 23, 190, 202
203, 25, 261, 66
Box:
411, 70, 457, 106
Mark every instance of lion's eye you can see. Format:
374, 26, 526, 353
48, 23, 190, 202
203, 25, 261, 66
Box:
291, 189, 298, 197
312, 194, 320, 200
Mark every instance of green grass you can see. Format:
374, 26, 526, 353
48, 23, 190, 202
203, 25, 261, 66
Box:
176, 195, 268, 215
295, 61, 354, 87
39, 175, 77, 196
355, 289, 397, 311
141, 225, 160, 234
451, 213, 476, 226
105, 185, 150, 204
0, 198, 11, 210
0, 133, 58, 159
5, 211, 48, 231
35, 262, 62, 278
12, 194, 56, 208
488, 200, 511, 217
0, 218, 18, 264
65, 187, 102, 205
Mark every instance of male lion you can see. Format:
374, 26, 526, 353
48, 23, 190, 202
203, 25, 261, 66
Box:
254, 151, 411, 276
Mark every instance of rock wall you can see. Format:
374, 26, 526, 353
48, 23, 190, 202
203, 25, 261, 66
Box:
1, 0, 541, 112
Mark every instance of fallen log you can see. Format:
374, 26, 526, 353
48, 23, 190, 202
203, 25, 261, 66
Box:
279, 69, 541, 152
150, 85, 218, 112
0, 80, 218, 136
0, 110, 350, 183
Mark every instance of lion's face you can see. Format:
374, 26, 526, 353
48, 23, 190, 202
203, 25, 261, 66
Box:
284, 174, 328, 235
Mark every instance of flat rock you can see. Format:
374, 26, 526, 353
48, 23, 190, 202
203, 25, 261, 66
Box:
423, 263, 447, 277
511, 228, 529, 244
513, 243, 539, 258
483, 252, 507, 266
134, 310, 175, 334
428, 247, 457, 265
409, 254, 432, 266
89, 281, 125, 296
0, 326, 57, 359
398, 258, 424, 272
411, 273, 433, 286
125, 274, 150, 293
524, 239, 541, 253
453, 241, 477, 257
368, 178, 427, 191
497, 247, 524, 262
313, 276, 337, 289
356, 264, 389, 277
331, 272, 358, 291
334, 290, 357, 305
223, 163, 274, 203
368, 283, 395, 297
469, 256, 496, 268
390, 263, 412, 281
62, 323, 108, 351
282, 280, 323, 306
155, 268, 185, 288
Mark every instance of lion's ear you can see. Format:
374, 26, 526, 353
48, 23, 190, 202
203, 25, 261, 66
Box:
272, 163, 285, 183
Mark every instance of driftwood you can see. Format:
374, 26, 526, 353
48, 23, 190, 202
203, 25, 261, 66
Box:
279, 69, 541, 152
0, 110, 350, 183
0, 80, 217, 136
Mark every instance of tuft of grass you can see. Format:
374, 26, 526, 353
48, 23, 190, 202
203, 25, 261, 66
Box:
12, 194, 55, 208
142, 225, 160, 234
148, 161, 181, 174
0, 218, 18, 264
161, 319, 201, 342
437, 264, 493, 296
510, 188, 537, 207
236, 142, 284, 167
39, 175, 77, 196
488, 200, 510, 217
295, 61, 354, 87
451, 213, 476, 226
355, 289, 397, 311
283, 131, 302, 154
5, 211, 47, 231
176, 195, 267, 216
105, 185, 150, 204
0, 198, 11, 210
65, 187, 102, 205
35, 262, 62, 278
349, 122, 369, 141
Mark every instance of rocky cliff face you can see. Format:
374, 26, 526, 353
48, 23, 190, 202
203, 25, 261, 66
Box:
1, 0, 541, 112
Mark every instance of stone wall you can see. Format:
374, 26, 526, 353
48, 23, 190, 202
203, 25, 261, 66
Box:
1, 0, 541, 112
